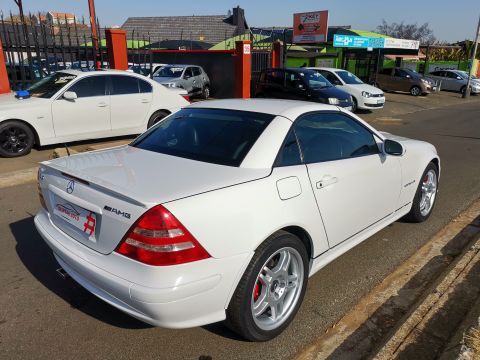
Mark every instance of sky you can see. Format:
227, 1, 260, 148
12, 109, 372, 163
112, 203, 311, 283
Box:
1, 0, 479, 42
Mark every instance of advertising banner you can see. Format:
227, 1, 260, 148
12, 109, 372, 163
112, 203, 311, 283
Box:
293, 11, 329, 44
333, 34, 420, 50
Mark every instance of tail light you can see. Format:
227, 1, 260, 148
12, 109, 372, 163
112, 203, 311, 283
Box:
37, 168, 47, 210
182, 95, 190, 102
115, 205, 210, 266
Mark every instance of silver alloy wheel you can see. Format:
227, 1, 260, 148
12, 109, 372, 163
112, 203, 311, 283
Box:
420, 169, 437, 216
251, 247, 304, 331
411, 86, 421, 96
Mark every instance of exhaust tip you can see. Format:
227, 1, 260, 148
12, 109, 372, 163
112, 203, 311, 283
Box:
56, 267, 70, 280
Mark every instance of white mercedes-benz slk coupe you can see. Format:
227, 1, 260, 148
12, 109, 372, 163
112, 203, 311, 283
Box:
0, 69, 188, 157
35, 99, 440, 341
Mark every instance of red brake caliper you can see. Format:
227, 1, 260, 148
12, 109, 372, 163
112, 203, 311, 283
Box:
253, 281, 261, 301
423, 175, 429, 183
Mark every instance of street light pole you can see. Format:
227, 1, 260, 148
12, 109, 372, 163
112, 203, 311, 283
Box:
88, 0, 101, 70
463, 14, 480, 98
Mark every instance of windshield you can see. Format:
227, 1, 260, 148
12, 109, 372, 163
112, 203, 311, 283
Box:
153, 66, 184, 78
458, 71, 478, 80
403, 69, 421, 78
27, 72, 77, 98
298, 71, 332, 89
132, 108, 274, 167
336, 70, 364, 85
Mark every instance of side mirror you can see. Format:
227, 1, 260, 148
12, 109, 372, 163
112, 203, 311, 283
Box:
457, 76, 462, 80
183, 73, 191, 80
63, 91, 77, 100
384, 139, 404, 156
405, 75, 411, 79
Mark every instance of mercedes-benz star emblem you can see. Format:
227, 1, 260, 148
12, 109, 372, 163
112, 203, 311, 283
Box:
66, 180, 75, 194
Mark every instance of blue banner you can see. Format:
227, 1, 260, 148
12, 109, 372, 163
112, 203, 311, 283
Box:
333, 34, 385, 49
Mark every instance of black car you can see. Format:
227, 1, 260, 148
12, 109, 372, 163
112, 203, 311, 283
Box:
255, 68, 353, 109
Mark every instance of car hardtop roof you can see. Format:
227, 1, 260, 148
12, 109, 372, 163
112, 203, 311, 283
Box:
186, 98, 338, 120
164, 64, 200, 68
57, 69, 147, 77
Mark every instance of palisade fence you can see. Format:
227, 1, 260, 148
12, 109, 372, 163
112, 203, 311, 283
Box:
1, 12, 284, 95
0, 12, 109, 90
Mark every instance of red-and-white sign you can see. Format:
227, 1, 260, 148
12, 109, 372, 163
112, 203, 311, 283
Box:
293, 10, 329, 44
243, 43, 251, 55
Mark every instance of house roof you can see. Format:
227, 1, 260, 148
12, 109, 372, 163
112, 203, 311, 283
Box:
121, 12, 248, 45
49, 12, 76, 19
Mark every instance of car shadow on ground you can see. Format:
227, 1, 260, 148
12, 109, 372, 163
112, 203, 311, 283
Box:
10, 216, 151, 330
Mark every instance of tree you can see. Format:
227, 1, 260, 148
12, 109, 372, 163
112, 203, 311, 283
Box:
376, 20, 436, 45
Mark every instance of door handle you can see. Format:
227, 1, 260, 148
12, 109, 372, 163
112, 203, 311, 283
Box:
141, 99, 151, 103
97, 102, 108, 107
316, 175, 338, 189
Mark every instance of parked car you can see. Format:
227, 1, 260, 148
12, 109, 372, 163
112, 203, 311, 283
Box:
35, 99, 440, 341
128, 63, 165, 77
309, 67, 385, 112
7, 64, 47, 89
255, 68, 353, 110
375, 68, 436, 96
428, 69, 480, 94
153, 64, 211, 99
0, 69, 189, 157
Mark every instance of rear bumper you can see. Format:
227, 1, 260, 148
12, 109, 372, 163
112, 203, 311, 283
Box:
34, 209, 252, 328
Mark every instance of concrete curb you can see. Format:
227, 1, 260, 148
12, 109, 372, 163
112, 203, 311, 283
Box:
294, 199, 480, 360
0, 167, 38, 188
375, 231, 480, 359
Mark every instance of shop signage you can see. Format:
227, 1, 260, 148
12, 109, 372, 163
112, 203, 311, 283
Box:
293, 11, 329, 43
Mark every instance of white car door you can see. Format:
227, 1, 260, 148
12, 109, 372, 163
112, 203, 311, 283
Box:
109, 74, 153, 133
294, 112, 402, 248
51, 74, 111, 139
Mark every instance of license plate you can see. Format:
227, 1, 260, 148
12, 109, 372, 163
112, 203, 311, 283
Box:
377, 99, 384, 104
53, 197, 97, 236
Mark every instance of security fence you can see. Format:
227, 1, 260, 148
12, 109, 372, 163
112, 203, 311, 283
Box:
0, 12, 108, 90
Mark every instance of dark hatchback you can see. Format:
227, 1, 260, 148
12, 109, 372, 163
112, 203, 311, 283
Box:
255, 68, 353, 109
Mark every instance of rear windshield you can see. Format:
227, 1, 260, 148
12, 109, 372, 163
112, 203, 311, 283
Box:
132, 108, 274, 167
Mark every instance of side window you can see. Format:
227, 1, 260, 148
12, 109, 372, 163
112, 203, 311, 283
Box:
381, 68, 393, 75
184, 68, 194, 79
68, 75, 107, 98
320, 71, 339, 85
446, 71, 458, 79
139, 79, 153, 93
294, 112, 379, 163
266, 70, 285, 86
192, 67, 201, 76
110, 75, 140, 95
394, 69, 403, 77
276, 130, 302, 167
285, 71, 303, 90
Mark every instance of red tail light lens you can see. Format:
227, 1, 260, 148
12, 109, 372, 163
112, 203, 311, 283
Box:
182, 95, 190, 102
115, 205, 210, 266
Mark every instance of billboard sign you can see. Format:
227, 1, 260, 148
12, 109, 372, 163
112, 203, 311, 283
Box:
293, 11, 328, 44
333, 34, 419, 50
383, 38, 420, 50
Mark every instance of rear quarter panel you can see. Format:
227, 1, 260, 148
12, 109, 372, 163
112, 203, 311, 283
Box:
163, 166, 330, 259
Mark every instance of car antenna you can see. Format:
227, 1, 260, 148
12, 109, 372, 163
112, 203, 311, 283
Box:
64, 143, 71, 156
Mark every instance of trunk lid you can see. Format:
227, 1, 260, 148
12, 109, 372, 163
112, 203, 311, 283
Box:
40, 145, 270, 254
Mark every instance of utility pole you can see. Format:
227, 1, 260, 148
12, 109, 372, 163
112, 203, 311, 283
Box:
88, 0, 101, 70
463, 14, 480, 98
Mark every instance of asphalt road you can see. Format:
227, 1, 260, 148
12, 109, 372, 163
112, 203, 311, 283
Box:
0, 100, 479, 360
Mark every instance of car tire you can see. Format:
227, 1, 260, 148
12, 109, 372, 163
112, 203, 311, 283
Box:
351, 97, 358, 112
460, 86, 467, 95
147, 110, 169, 128
202, 85, 210, 100
225, 230, 309, 341
0, 120, 35, 158
410, 86, 421, 96
404, 162, 439, 223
